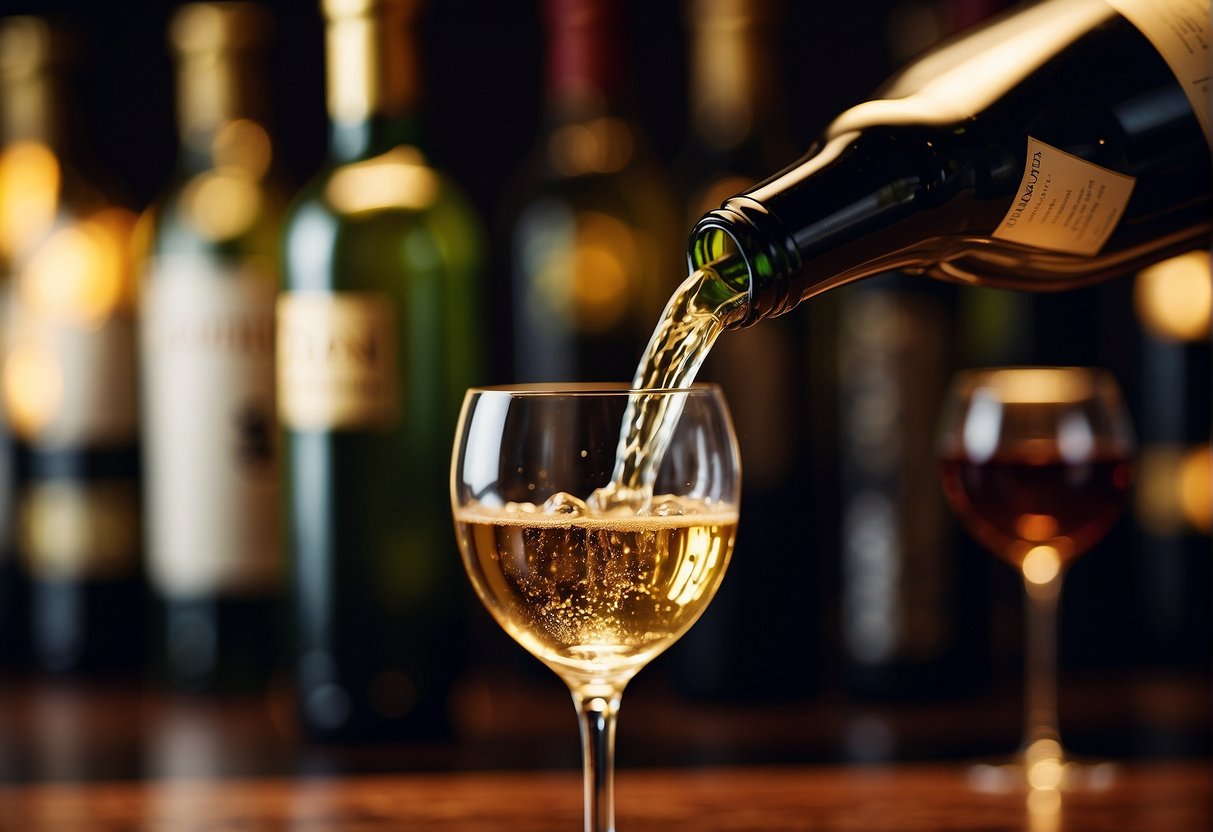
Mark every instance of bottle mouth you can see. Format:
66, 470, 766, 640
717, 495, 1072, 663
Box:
688, 197, 801, 328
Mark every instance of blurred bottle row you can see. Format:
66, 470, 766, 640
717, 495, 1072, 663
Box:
0, 0, 1206, 753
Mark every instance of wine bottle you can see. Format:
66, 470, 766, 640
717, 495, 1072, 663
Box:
834, 0, 1011, 710
138, 2, 285, 693
687, 0, 1211, 327
0, 17, 145, 675
506, 0, 679, 383
1130, 251, 1211, 675
280, 0, 484, 741
668, 0, 820, 701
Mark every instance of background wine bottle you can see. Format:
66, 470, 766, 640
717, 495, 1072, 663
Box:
280, 0, 484, 741
505, 0, 679, 383
688, 0, 1211, 327
1129, 252, 1211, 706
138, 2, 285, 693
668, 0, 820, 701
0, 16, 145, 675
833, 0, 1008, 713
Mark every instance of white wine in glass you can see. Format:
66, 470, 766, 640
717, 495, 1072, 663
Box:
452, 385, 740, 832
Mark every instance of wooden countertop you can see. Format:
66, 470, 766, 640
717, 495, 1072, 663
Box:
0, 761, 1207, 831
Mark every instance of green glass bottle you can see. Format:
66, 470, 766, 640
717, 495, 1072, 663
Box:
280, 0, 484, 741
139, 2, 285, 693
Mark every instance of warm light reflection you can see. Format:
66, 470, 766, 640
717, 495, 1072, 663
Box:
535, 211, 637, 333
0, 141, 60, 262
183, 170, 262, 242
981, 368, 1094, 405
3, 338, 62, 437
212, 118, 272, 179
1134, 444, 1212, 535
1025, 737, 1065, 790
1022, 544, 1061, 586
665, 524, 724, 607
18, 207, 136, 326
325, 145, 439, 214
1016, 513, 1058, 542
1134, 250, 1211, 342
549, 116, 634, 177
1178, 445, 1211, 533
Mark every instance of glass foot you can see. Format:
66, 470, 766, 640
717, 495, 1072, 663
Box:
967, 740, 1118, 793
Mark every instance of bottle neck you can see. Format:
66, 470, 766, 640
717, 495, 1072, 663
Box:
544, 0, 622, 118
325, 4, 423, 162
690, 128, 933, 326
175, 54, 270, 174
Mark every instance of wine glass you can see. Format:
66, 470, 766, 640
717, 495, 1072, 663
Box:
937, 367, 1134, 792
451, 384, 740, 832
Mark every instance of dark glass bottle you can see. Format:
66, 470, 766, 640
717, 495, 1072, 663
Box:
687, 0, 1211, 327
280, 0, 484, 741
139, 2, 285, 693
0, 16, 145, 675
507, 0, 679, 383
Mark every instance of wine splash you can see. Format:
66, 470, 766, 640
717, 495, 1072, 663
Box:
595, 265, 745, 509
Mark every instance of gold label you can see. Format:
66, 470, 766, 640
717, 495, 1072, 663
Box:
277, 291, 400, 430
20, 480, 140, 580
991, 136, 1136, 257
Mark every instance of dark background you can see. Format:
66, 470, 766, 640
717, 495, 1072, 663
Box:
2, 0, 1208, 772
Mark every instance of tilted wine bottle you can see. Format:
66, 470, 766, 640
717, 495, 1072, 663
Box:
0, 17, 145, 674
688, 0, 1211, 326
139, 2, 285, 693
280, 0, 484, 741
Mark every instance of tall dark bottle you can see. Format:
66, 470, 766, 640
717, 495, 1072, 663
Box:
139, 2, 285, 692
280, 0, 484, 741
669, 0, 818, 700
688, 0, 1211, 326
507, 0, 679, 382
0, 17, 144, 674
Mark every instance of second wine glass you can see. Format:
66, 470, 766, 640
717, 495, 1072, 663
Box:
937, 367, 1134, 792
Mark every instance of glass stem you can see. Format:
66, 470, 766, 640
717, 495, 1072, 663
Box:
1023, 571, 1063, 753
572, 686, 623, 832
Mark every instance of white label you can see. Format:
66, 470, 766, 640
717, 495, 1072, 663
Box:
141, 259, 281, 596
992, 137, 1137, 256
1105, 0, 1211, 146
277, 291, 400, 430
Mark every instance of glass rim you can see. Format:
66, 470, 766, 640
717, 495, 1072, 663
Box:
463, 382, 725, 397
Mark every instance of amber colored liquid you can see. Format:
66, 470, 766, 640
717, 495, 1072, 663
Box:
454, 499, 736, 682
939, 444, 1131, 567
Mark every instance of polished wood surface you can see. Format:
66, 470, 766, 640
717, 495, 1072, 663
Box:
0, 761, 1207, 831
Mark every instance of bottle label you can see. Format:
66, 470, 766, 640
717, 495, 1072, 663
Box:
1105, 0, 1211, 146
141, 258, 281, 596
277, 291, 400, 430
991, 136, 1137, 256
19, 479, 139, 580
3, 294, 138, 447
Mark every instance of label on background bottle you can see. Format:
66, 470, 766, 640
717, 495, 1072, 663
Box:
141, 259, 281, 596
991, 136, 1136, 257
3, 305, 138, 446
1105, 0, 1211, 145
277, 291, 400, 431
19, 479, 139, 580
